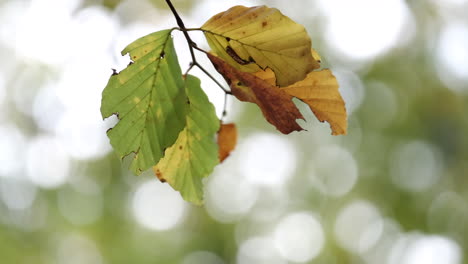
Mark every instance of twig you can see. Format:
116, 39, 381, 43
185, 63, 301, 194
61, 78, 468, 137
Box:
166, 0, 232, 121
165, 0, 196, 62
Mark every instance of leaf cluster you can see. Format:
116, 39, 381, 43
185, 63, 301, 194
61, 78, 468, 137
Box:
101, 4, 347, 204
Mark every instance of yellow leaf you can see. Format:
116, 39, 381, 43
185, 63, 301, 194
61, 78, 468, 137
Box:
201, 5, 320, 87
208, 53, 304, 134
283, 69, 347, 135
257, 68, 347, 135
217, 123, 237, 162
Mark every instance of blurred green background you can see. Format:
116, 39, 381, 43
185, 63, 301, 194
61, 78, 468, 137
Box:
1, 0, 468, 263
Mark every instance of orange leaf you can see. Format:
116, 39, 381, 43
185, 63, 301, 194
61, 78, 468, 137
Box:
217, 123, 237, 162
256, 68, 347, 135
208, 53, 304, 134
282, 70, 347, 135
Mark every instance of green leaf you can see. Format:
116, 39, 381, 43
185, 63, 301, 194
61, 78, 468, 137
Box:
153, 75, 220, 205
101, 29, 189, 174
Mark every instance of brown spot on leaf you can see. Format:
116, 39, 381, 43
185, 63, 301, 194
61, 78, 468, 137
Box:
178, 145, 183, 150
262, 21, 268, 27
155, 169, 166, 183
226, 46, 251, 65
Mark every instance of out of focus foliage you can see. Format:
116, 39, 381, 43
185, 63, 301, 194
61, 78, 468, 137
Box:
0, 0, 467, 264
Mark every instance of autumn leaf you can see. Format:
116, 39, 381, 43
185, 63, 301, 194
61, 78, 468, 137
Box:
208, 53, 347, 135
201, 5, 319, 87
257, 68, 347, 135
282, 70, 347, 135
153, 75, 219, 205
217, 123, 237, 162
101, 29, 190, 174
208, 53, 304, 134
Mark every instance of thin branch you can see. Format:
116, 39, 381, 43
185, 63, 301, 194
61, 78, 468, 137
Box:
165, 0, 196, 62
166, 0, 232, 119
192, 45, 209, 54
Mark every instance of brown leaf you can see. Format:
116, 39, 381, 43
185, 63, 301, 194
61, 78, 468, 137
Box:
217, 123, 237, 162
208, 53, 304, 134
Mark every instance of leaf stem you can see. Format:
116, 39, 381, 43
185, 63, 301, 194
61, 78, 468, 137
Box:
221, 92, 229, 121
185, 28, 204, 32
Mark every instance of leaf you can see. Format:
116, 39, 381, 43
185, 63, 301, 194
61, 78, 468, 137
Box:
208, 53, 304, 134
256, 68, 347, 135
101, 29, 190, 174
153, 75, 220, 205
282, 70, 347, 135
201, 5, 320, 87
217, 123, 237, 162
208, 53, 347, 135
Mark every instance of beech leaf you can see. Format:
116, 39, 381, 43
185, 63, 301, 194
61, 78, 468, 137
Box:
153, 75, 219, 205
217, 123, 237, 162
101, 29, 189, 174
202, 5, 319, 87
282, 70, 347, 135
208, 53, 304, 134
257, 68, 347, 135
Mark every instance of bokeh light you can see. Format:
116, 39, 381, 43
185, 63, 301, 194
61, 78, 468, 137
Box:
239, 133, 297, 186
0, 124, 28, 178
334, 200, 383, 254
435, 22, 468, 93
274, 212, 325, 262
0, 0, 467, 263
205, 165, 259, 222
318, 0, 414, 63
309, 144, 358, 197
389, 141, 442, 192
0, 178, 37, 211
237, 236, 285, 264
26, 135, 71, 189
131, 180, 187, 231
389, 234, 462, 264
